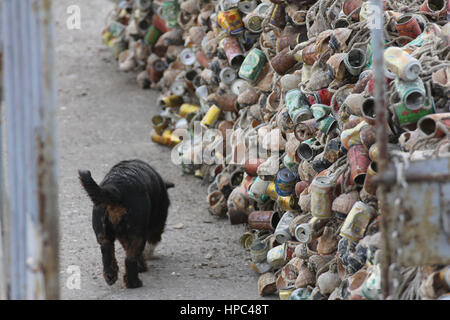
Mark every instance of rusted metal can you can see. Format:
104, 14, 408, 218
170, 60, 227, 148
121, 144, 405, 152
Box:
418, 112, 450, 138
269, 4, 287, 29
238, 48, 267, 82
245, 158, 266, 176
359, 124, 377, 150
395, 14, 422, 44
285, 89, 313, 124
151, 115, 169, 135
340, 201, 376, 242
274, 211, 296, 243
294, 119, 317, 142
344, 48, 366, 76
362, 161, 378, 196
159, 94, 183, 108
221, 36, 245, 68
327, 53, 347, 81
394, 76, 426, 111
240, 232, 255, 250
294, 217, 328, 243
271, 47, 298, 75
201, 105, 221, 129
195, 50, 210, 69
343, 0, 363, 21
250, 239, 270, 263
276, 33, 299, 52
248, 211, 280, 231
347, 144, 370, 187
393, 97, 435, 126
217, 9, 245, 35
296, 137, 322, 161
295, 181, 309, 198
228, 208, 249, 225
310, 176, 335, 219
420, 0, 447, 17
243, 11, 263, 33
299, 43, 318, 65
384, 46, 421, 81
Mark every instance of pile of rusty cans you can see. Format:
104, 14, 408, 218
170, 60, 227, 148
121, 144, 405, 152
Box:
103, 0, 450, 299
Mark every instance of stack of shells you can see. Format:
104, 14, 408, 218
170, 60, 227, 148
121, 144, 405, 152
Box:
102, 0, 450, 299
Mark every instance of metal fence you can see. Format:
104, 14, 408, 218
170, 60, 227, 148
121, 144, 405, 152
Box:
0, 0, 59, 299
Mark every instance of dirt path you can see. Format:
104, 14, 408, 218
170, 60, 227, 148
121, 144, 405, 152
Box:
55, 0, 270, 300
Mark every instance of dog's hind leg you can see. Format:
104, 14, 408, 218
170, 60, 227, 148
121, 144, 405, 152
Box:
119, 236, 146, 288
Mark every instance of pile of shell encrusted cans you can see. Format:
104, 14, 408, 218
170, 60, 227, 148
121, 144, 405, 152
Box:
102, 0, 450, 299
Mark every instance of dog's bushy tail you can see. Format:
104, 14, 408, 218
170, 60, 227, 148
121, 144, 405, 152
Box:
78, 170, 120, 206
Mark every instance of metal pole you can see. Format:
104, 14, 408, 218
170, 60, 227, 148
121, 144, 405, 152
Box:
0, 0, 58, 299
370, 0, 390, 299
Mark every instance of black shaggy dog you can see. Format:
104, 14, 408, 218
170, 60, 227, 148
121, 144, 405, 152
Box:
78, 159, 174, 288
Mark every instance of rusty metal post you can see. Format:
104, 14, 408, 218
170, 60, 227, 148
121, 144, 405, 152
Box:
370, 0, 390, 299
0, 0, 59, 299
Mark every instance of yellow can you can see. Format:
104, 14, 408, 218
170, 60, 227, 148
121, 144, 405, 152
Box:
201, 105, 221, 128
102, 31, 113, 45
266, 181, 278, 201
278, 195, 297, 211
179, 103, 200, 118
279, 287, 296, 300
152, 129, 180, 147
160, 95, 183, 108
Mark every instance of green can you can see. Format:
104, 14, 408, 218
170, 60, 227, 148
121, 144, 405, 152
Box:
317, 116, 337, 134
144, 25, 162, 46
109, 21, 126, 38
394, 76, 426, 111
393, 97, 435, 126
161, 0, 179, 28
238, 48, 267, 82
285, 89, 312, 123
310, 104, 332, 121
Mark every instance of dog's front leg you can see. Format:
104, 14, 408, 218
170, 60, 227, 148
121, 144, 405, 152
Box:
100, 240, 119, 285
119, 237, 146, 288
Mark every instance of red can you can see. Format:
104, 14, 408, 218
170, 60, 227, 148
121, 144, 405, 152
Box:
343, 0, 363, 21
301, 44, 319, 66
419, 0, 447, 17
196, 50, 210, 69
347, 144, 370, 187
395, 14, 422, 44
245, 159, 266, 177
222, 36, 245, 68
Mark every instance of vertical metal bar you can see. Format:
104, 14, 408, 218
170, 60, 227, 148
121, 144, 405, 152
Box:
37, 0, 59, 300
0, 0, 7, 300
1, 0, 58, 299
370, 0, 390, 299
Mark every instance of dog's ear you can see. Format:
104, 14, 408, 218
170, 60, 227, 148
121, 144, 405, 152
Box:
165, 181, 175, 189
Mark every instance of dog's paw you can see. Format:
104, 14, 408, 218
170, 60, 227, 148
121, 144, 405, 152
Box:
103, 270, 118, 285
123, 275, 143, 289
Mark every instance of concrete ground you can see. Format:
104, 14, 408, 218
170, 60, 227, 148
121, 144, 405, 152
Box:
55, 0, 271, 300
